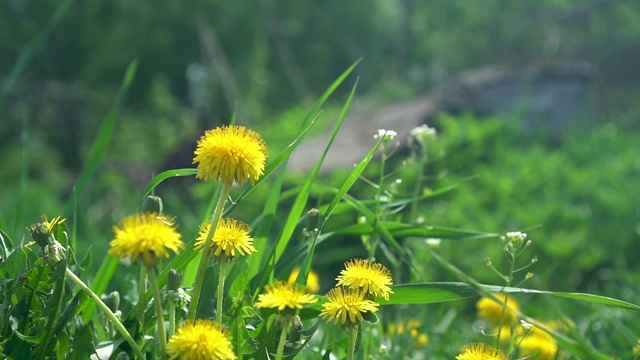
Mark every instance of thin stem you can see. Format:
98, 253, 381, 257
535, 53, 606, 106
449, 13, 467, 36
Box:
66, 268, 145, 360
187, 184, 231, 320
137, 266, 147, 327
216, 258, 228, 325
347, 325, 359, 360
147, 265, 167, 360
168, 299, 176, 338
275, 316, 292, 360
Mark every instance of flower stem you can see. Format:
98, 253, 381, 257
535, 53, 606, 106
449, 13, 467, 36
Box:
168, 298, 176, 337
187, 184, 231, 320
275, 317, 292, 360
347, 325, 359, 360
147, 265, 168, 360
216, 257, 228, 325
65, 268, 146, 360
137, 266, 147, 327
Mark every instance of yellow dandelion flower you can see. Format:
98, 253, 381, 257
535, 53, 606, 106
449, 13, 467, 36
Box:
167, 319, 237, 360
195, 218, 256, 259
109, 213, 183, 265
320, 286, 379, 326
456, 342, 508, 360
476, 294, 520, 325
496, 323, 523, 344
519, 327, 558, 360
287, 268, 321, 294
415, 333, 429, 347
193, 125, 268, 186
255, 281, 317, 312
335, 259, 394, 300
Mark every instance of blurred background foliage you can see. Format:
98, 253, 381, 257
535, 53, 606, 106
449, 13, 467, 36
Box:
1, 0, 639, 307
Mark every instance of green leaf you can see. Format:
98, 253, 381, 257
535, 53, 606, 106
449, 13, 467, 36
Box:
135, 168, 199, 212
67, 324, 96, 360
91, 340, 125, 360
67, 59, 138, 210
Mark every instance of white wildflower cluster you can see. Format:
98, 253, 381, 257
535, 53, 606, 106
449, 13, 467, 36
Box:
410, 124, 436, 146
373, 129, 397, 141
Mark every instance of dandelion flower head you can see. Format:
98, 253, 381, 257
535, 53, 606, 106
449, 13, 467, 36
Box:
109, 213, 183, 265
255, 281, 317, 312
193, 125, 267, 186
336, 259, 394, 300
167, 319, 237, 360
456, 342, 508, 360
195, 218, 256, 259
287, 267, 321, 294
518, 326, 558, 360
476, 294, 520, 325
320, 286, 379, 326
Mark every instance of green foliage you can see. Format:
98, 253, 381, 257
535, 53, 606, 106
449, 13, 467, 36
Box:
421, 113, 640, 292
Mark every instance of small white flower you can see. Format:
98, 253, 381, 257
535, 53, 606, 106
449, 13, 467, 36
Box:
520, 320, 533, 331
410, 124, 436, 138
410, 125, 437, 150
373, 129, 397, 140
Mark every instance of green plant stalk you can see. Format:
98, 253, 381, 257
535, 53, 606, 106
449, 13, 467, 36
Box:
137, 266, 147, 327
275, 317, 292, 360
148, 265, 168, 360
347, 326, 359, 360
65, 268, 145, 360
187, 183, 231, 320
168, 299, 176, 338
216, 257, 229, 325
495, 244, 518, 349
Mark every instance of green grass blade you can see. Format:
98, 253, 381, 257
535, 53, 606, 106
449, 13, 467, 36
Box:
248, 166, 287, 279
375, 282, 640, 310
78, 257, 118, 323
134, 168, 198, 212
272, 79, 361, 266
223, 59, 362, 216
67, 59, 138, 210
332, 221, 499, 240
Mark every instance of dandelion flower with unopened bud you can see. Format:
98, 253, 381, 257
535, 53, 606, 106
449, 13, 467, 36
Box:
193, 125, 267, 186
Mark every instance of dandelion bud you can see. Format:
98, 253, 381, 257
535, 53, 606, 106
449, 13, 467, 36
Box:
44, 240, 66, 263
168, 269, 182, 292
485, 257, 492, 266
531, 256, 538, 264
141, 195, 164, 214
525, 272, 534, 280
102, 291, 120, 313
